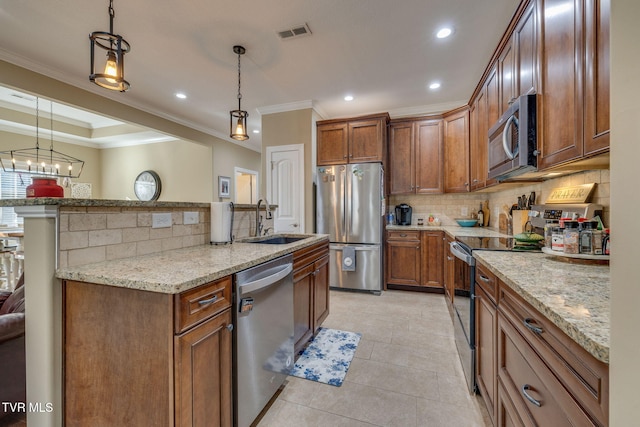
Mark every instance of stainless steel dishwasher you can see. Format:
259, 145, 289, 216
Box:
234, 254, 294, 427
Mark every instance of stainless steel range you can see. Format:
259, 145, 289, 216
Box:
448, 236, 542, 394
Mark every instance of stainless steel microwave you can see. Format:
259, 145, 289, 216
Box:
487, 94, 538, 180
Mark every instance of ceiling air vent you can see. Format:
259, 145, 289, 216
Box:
277, 23, 312, 40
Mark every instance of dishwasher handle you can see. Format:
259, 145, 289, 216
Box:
238, 263, 293, 295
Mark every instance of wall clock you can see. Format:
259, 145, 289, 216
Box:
134, 170, 161, 201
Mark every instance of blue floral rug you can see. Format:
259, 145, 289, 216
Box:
289, 327, 361, 387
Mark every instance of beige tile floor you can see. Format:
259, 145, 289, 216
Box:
258, 289, 492, 427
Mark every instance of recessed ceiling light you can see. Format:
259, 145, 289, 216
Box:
429, 82, 441, 90
252, 130, 260, 134
436, 27, 453, 39
344, 95, 354, 101
175, 93, 187, 99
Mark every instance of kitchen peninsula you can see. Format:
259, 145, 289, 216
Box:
1, 197, 327, 426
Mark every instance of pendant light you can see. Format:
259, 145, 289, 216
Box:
89, 0, 131, 92
0, 98, 85, 178
230, 45, 249, 141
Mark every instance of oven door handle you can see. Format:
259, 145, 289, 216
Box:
449, 241, 475, 265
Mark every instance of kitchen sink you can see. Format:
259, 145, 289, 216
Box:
247, 236, 307, 245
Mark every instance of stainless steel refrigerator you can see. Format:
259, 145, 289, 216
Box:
316, 163, 383, 294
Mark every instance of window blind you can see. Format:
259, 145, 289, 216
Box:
0, 162, 31, 226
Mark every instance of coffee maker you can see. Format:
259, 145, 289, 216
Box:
395, 204, 412, 225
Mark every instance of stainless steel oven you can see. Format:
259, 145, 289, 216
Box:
448, 236, 542, 394
448, 240, 476, 393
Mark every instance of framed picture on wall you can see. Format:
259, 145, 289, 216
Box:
218, 175, 231, 198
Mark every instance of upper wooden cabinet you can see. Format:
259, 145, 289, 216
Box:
584, 0, 610, 156
317, 113, 389, 165
470, 87, 491, 191
536, 0, 610, 170
514, 1, 538, 97
443, 108, 470, 193
388, 119, 443, 195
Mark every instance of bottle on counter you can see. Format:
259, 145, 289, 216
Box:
551, 226, 564, 252
477, 203, 484, 227
579, 221, 595, 255
483, 200, 490, 227
563, 221, 580, 254
603, 229, 610, 255
544, 221, 558, 249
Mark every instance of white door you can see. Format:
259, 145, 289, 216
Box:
267, 144, 304, 233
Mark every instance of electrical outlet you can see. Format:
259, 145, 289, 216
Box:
461, 207, 469, 217
183, 211, 199, 225
152, 212, 172, 228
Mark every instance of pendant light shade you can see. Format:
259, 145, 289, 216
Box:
230, 45, 249, 141
90, 0, 131, 92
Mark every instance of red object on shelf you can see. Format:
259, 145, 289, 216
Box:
26, 177, 64, 198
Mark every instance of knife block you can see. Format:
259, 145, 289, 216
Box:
512, 210, 530, 235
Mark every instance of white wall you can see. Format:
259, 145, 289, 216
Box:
610, 0, 640, 425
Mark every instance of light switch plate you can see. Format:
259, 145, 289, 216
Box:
152, 212, 172, 228
183, 211, 199, 225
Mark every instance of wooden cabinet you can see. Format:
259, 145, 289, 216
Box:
475, 259, 610, 427
443, 108, 470, 193
537, 0, 584, 169
421, 231, 444, 287
443, 233, 455, 303
386, 230, 421, 287
317, 114, 388, 166
389, 119, 443, 194
469, 86, 490, 191
514, 1, 537, 98
536, 0, 610, 169
293, 240, 330, 354
63, 276, 233, 427
498, 40, 516, 116
475, 263, 498, 424
584, 0, 610, 155
386, 230, 443, 290
175, 310, 232, 427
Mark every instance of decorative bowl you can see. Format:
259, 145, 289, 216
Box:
455, 218, 478, 227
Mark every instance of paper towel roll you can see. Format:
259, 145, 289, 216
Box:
211, 202, 233, 243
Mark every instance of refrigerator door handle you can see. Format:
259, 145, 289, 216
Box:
342, 168, 347, 239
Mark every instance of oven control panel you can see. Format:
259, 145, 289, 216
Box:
542, 209, 563, 220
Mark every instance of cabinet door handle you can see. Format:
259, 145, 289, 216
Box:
198, 295, 218, 306
521, 384, 542, 407
479, 275, 490, 282
400, 233, 407, 237
523, 317, 544, 334
447, 256, 453, 261
226, 324, 234, 332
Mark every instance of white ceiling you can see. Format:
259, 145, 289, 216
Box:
0, 0, 520, 152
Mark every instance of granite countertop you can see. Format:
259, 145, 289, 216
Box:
473, 250, 610, 364
56, 234, 329, 294
0, 197, 211, 208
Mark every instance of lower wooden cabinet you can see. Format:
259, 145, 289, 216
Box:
386, 230, 443, 290
63, 276, 233, 427
293, 240, 330, 354
476, 278, 498, 424
475, 260, 609, 427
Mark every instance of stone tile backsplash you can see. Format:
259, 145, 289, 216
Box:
59, 206, 210, 267
389, 169, 610, 229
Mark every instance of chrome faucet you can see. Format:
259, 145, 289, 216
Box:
255, 198, 273, 237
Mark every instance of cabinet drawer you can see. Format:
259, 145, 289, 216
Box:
175, 276, 232, 334
475, 262, 497, 303
499, 284, 608, 425
498, 314, 595, 426
387, 230, 420, 241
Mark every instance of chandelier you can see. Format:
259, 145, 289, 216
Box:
0, 98, 85, 178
